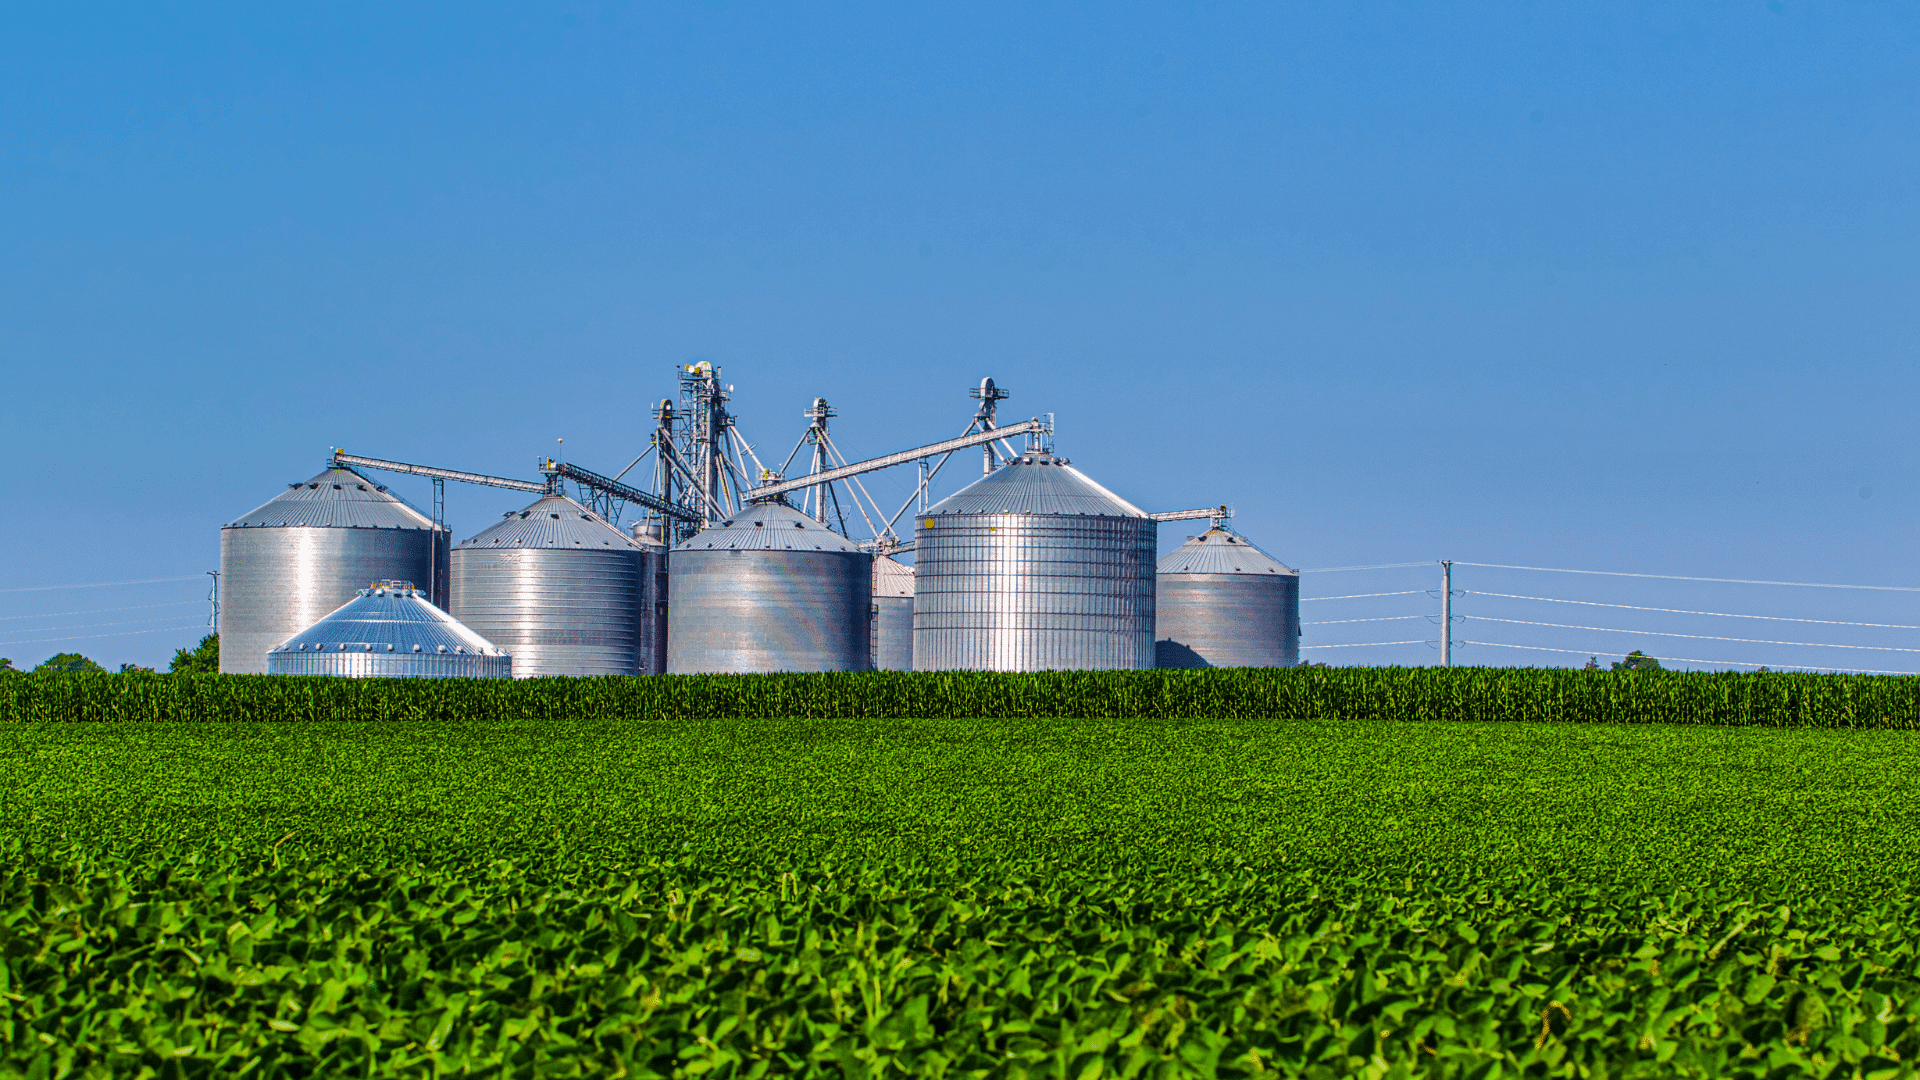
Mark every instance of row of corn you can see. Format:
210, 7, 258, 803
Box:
3, 666, 1916, 726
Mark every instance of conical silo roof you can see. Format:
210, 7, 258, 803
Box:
227, 467, 437, 530
455, 494, 641, 551
874, 553, 914, 597
1157, 528, 1297, 576
268, 581, 506, 656
924, 452, 1147, 518
674, 501, 866, 552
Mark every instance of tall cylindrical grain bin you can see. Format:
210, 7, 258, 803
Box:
1154, 527, 1300, 669
220, 467, 446, 675
667, 501, 873, 674
912, 451, 1156, 671
872, 554, 914, 671
266, 580, 509, 678
450, 494, 648, 677
631, 523, 670, 676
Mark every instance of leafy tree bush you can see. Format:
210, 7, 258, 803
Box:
33, 652, 106, 674
168, 632, 219, 674
1612, 649, 1663, 671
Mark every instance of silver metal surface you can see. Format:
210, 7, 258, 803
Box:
872, 554, 914, 671
1154, 527, 1300, 669
266, 581, 509, 678
913, 453, 1157, 672
1150, 506, 1230, 522
742, 418, 1049, 501
450, 494, 651, 677
330, 451, 545, 493
668, 501, 873, 674
220, 468, 445, 675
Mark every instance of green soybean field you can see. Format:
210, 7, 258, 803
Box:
5, 713, 1920, 1078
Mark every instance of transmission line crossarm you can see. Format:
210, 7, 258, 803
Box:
331, 452, 545, 494
743, 418, 1049, 501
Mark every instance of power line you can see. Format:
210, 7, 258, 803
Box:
0, 600, 202, 622
1470, 591, 1920, 630
1300, 640, 1427, 649
0, 615, 212, 635
1462, 640, 1917, 676
1301, 590, 1428, 602
1303, 615, 1427, 626
1453, 562, 1920, 594
0, 625, 209, 649
0, 575, 205, 595
1297, 562, 1432, 573
1467, 615, 1920, 654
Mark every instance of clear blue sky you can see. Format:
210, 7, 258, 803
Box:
4, 2, 1917, 672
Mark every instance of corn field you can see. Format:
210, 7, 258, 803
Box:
3, 666, 1916, 726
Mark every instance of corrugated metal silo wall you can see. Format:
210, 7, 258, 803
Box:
1154, 573, 1300, 669
873, 595, 913, 670
667, 550, 873, 674
218, 526, 442, 675
449, 547, 646, 677
912, 514, 1157, 671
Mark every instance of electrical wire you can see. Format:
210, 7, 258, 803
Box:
0, 625, 210, 649
1297, 562, 1432, 573
0, 601, 201, 622
0, 615, 208, 635
1301, 590, 1428, 602
1452, 562, 1920, 593
1460, 641, 1917, 676
1469, 591, 1920, 629
1467, 616, 1920, 654
1300, 640, 1427, 649
0, 575, 205, 594
1303, 616, 1427, 626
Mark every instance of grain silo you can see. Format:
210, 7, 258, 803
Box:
667, 501, 873, 674
1154, 527, 1300, 669
220, 467, 447, 675
449, 494, 649, 677
872, 554, 914, 671
265, 580, 509, 678
912, 451, 1156, 671
631, 522, 670, 676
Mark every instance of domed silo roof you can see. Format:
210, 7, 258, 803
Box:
1154, 527, 1300, 670
266, 580, 509, 678
922, 452, 1149, 518
449, 494, 653, 677
914, 452, 1156, 672
667, 501, 872, 674
220, 467, 445, 675
228, 468, 438, 529
1155, 528, 1296, 576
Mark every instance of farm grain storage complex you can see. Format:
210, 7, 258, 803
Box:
217, 368, 1300, 677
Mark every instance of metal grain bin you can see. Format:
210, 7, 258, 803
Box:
220, 467, 446, 675
631, 524, 670, 676
266, 580, 509, 678
872, 554, 915, 671
1154, 528, 1300, 668
668, 501, 873, 674
450, 494, 649, 677
913, 452, 1157, 672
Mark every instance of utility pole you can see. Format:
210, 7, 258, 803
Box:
1440, 560, 1453, 667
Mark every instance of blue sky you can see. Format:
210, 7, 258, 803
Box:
3, 2, 1917, 672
